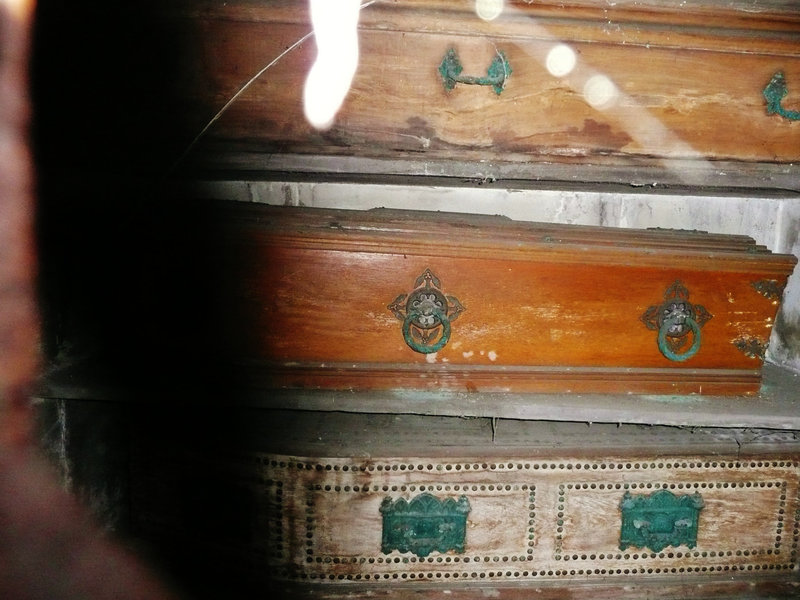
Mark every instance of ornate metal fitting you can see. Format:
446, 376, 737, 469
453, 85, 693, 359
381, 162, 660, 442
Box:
641, 281, 712, 362
439, 48, 511, 95
733, 337, 768, 360
380, 492, 471, 558
619, 489, 704, 553
388, 269, 464, 354
763, 71, 800, 121
751, 279, 786, 303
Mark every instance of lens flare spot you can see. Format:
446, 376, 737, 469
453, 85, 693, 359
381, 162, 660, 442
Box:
546, 44, 576, 78
583, 74, 618, 109
475, 0, 504, 21
303, 0, 361, 130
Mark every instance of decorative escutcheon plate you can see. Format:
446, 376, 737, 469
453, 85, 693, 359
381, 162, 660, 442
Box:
388, 269, 465, 354
438, 47, 512, 95
733, 337, 768, 360
619, 489, 704, 552
751, 279, 787, 303
641, 281, 712, 362
380, 492, 471, 558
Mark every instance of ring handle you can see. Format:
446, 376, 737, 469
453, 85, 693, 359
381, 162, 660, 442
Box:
402, 308, 451, 354
439, 48, 511, 95
763, 71, 800, 121
657, 316, 701, 362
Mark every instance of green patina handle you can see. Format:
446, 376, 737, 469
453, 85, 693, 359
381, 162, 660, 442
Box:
763, 71, 800, 121
657, 316, 702, 362
381, 493, 471, 557
620, 489, 704, 553
402, 308, 451, 354
439, 48, 511, 95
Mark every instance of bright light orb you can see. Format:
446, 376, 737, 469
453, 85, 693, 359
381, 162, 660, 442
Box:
475, 0, 504, 21
303, 0, 361, 130
583, 74, 618, 110
546, 44, 576, 78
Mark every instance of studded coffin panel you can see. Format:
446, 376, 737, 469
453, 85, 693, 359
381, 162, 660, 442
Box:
260, 454, 799, 583
128, 414, 800, 595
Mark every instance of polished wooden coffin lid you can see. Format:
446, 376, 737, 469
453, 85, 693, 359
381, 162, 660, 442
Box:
198, 202, 797, 396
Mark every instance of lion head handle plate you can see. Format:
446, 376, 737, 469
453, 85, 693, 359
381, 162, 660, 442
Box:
641, 281, 712, 362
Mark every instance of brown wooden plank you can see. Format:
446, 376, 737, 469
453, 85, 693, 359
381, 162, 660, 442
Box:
187, 152, 800, 194
266, 578, 800, 600
227, 362, 800, 427
34, 361, 800, 429
189, 203, 796, 394
186, 22, 800, 161
215, 410, 800, 457
156, 0, 800, 177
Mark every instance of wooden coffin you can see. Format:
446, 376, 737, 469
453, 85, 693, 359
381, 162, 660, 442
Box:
166, 0, 800, 190
130, 412, 800, 596
201, 202, 797, 395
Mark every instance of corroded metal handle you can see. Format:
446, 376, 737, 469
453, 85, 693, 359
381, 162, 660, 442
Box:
641, 281, 712, 363
403, 307, 450, 354
439, 48, 511, 95
381, 493, 470, 557
620, 490, 704, 553
763, 71, 800, 121
657, 315, 702, 362
388, 269, 465, 355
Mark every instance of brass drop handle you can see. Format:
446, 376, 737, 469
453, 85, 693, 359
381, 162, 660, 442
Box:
438, 48, 511, 95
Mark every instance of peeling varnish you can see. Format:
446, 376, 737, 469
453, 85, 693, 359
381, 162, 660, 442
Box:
520, 306, 563, 320
728, 319, 774, 336
461, 349, 497, 361
367, 311, 397, 328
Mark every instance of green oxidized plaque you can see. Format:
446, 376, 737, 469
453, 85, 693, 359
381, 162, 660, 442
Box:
763, 71, 800, 121
380, 492, 470, 558
438, 48, 512, 95
619, 489, 704, 553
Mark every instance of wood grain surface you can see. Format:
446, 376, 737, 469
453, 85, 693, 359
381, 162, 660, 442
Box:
128, 412, 800, 597
131, 420, 800, 586
266, 454, 797, 579
156, 0, 800, 180
199, 202, 797, 394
